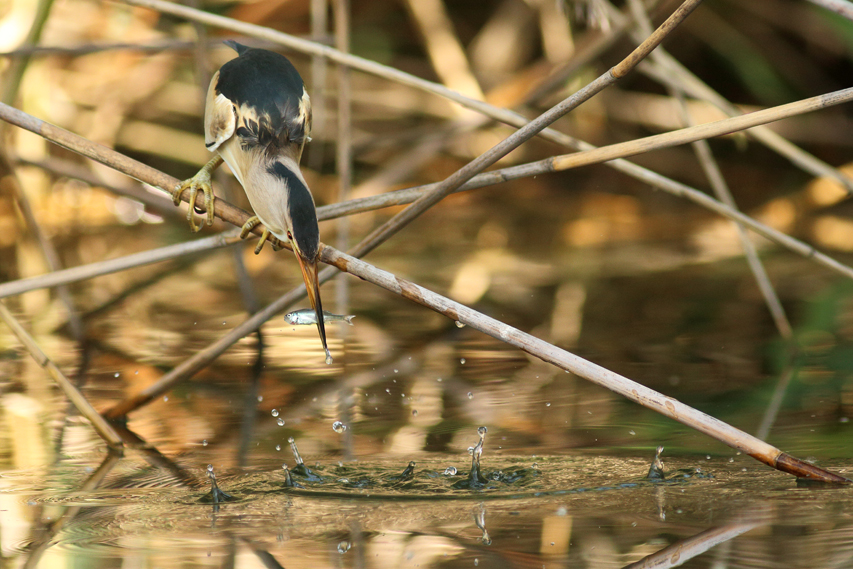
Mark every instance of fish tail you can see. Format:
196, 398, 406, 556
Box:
344, 315, 355, 326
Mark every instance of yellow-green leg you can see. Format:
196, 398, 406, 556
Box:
173, 155, 223, 232
239, 216, 285, 255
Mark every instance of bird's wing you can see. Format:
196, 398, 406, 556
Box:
203, 70, 236, 153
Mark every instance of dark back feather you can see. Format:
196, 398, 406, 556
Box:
218, 42, 310, 151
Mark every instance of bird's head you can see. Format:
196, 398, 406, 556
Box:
269, 160, 329, 362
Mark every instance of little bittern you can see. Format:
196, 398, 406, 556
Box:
174, 41, 329, 363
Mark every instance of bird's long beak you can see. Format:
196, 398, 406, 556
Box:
295, 253, 330, 364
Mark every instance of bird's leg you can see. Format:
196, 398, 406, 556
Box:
173, 155, 223, 232
239, 216, 285, 254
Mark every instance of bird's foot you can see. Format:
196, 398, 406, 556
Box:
239, 216, 284, 254
173, 170, 215, 233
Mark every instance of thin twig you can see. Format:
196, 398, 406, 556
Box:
679, 90, 793, 338
628, 0, 792, 339
603, 0, 853, 193
1, 0, 55, 106
334, 0, 354, 460
755, 359, 798, 441
806, 0, 853, 21
0, 36, 333, 58
549, 87, 853, 172
635, 48, 853, 193
307, 0, 329, 172
313, 244, 848, 482
0, 231, 241, 299
0, 301, 123, 448
0, 155, 85, 340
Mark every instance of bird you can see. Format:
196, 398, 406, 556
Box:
173, 40, 330, 363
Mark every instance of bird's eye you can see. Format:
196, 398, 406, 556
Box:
287, 231, 293, 240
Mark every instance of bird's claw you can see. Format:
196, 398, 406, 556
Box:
174, 172, 215, 233
239, 216, 284, 254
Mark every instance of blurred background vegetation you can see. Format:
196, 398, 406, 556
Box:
1, 0, 853, 467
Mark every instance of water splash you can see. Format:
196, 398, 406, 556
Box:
199, 464, 235, 504
647, 446, 665, 480
288, 437, 303, 466
390, 461, 416, 482
332, 421, 347, 434
455, 426, 488, 488
287, 436, 323, 481
282, 464, 303, 488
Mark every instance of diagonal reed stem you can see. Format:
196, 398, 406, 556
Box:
0, 301, 123, 448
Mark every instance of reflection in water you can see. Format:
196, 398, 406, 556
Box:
622, 513, 768, 569
474, 503, 491, 546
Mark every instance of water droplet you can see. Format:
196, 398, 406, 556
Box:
257, 395, 264, 402
277, 418, 285, 426
474, 558, 478, 566
706, 455, 711, 460
393, 369, 399, 373
728, 457, 734, 463
460, 358, 466, 364
288, 437, 295, 443
467, 392, 473, 400
444, 466, 457, 475
325, 350, 333, 365
629, 429, 636, 435
455, 321, 465, 328
468, 446, 475, 455
841, 417, 850, 423
333, 421, 347, 434
114, 372, 120, 378
271, 409, 279, 417
276, 445, 281, 451
207, 464, 214, 473
437, 377, 442, 382
163, 396, 168, 402
545, 402, 551, 407
478, 426, 488, 436
337, 541, 351, 554
412, 409, 418, 417
202, 440, 208, 447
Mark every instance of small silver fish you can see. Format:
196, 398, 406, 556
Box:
284, 309, 356, 326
